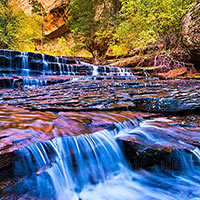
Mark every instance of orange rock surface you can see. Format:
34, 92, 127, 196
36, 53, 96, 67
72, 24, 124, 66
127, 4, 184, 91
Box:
17, 0, 69, 36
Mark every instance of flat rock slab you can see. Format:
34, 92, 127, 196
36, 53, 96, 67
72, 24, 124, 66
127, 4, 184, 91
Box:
0, 105, 155, 173
1, 78, 200, 113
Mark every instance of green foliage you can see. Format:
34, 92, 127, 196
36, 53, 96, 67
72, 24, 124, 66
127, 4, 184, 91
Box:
117, 0, 195, 51
40, 37, 75, 56
0, 1, 43, 51
29, 0, 47, 16
0, 0, 7, 6
66, 0, 96, 37
66, 0, 195, 57
66, 0, 120, 59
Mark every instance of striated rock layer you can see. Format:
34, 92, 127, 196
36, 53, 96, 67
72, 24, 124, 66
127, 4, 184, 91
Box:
182, 2, 200, 65
2, 78, 200, 113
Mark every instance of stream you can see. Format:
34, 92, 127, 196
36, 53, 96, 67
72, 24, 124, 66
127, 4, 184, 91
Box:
0, 50, 200, 200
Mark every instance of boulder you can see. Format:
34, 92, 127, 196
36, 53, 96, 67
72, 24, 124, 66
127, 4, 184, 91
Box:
182, 2, 200, 65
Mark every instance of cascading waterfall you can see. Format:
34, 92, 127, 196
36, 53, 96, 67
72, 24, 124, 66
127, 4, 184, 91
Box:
10, 119, 200, 200
14, 129, 127, 199
92, 65, 99, 76
0, 50, 136, 79
20, 52, 30, 77
41, 54, 53, 75
80, 61, 133, 77
23, 78, 44, 89
70, 64, 75, 75
0, 50, 137, 90
8, 51, 12, 69
80, 61, 98, 76
21, 52, 29, 69
56, 57, 63, 75
20, 52, 47, 88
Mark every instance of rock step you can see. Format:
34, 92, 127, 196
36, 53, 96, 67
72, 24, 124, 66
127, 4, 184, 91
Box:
1, 78, 200, 113
0, 106, 156, 181
0, 109, 199, 187
0, 49, 76, 64
0, 49, 133, 77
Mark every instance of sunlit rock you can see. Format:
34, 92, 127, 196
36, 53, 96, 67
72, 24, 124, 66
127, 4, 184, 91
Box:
18, 0, 69, 37
182, 2, 200, 64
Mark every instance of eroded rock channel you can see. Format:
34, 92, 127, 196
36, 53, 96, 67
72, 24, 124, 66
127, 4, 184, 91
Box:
0, 50, 200, 200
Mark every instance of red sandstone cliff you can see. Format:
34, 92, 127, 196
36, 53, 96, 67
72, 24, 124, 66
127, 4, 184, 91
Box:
17, 0, 69, 38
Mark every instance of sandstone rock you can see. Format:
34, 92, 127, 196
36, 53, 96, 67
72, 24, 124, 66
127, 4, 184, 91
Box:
2, 78, 200, 113
0, 105, 154, 173
18, 0, 69, 37
182, 3, 200, 64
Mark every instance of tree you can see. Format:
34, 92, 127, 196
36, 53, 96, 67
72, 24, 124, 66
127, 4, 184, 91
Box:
117, 0, 195, 52
66, 0, 120, 61
29, 0, 45, 16
0, 1, 43, 51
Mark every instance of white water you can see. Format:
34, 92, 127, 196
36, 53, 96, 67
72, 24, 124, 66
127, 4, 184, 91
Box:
0, 50, 137, 89
12, 120, 200, 200
15, 129, 127, 199
23, 78, 43, 89
56, 57, 63, 75
80, 61, 134, 77
21, 52, 29, 69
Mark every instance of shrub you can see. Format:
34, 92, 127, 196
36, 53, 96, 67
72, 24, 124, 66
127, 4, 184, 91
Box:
117, 0, 195, 51
0, 1, 43, 51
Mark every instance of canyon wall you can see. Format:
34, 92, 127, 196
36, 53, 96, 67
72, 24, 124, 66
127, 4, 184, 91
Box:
17, 0, 69, 38
182, 2, 200, 65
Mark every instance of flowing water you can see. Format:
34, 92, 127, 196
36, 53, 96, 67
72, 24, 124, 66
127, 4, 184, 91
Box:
1, 114, 200, 200
0, 50, 134, 89
0, 50, 200, 200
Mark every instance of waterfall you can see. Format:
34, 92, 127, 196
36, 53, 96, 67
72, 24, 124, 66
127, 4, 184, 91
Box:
79, 61, 100, 76
79, 61, 134, 77
23, 78, 43, 89
18, 52, 30, 76
42, 54, 52, 75
191, 148, 200, 161
56, 57, 63, 75
70, 65, 75, 75
8, 50, 12, 68
92, 65, 99, 76
10, 119, 200, 200
0, 50, 136, 87
15, 129, 127, 199
21, 52, 29, 69
21, 69, 30, 76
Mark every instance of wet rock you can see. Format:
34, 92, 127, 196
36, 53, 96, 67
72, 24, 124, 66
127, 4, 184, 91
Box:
119, 139, 193, 171
1, 78, 200, 113
118, 117, 200, 170
132, 97, 186, 112
0, 105, 156, 179
118, 139, 170, 170
0, 152, 15, 181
